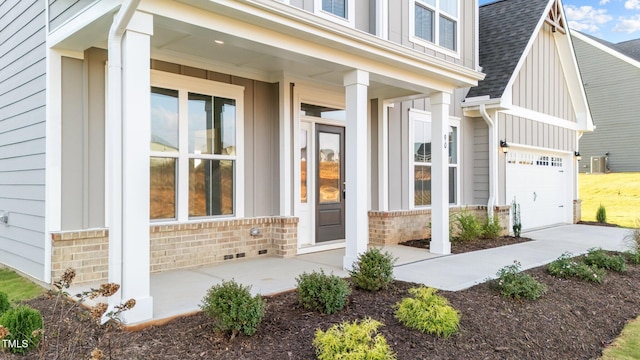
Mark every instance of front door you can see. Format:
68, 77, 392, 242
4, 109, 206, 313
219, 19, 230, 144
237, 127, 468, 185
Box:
316, 125, 345, 242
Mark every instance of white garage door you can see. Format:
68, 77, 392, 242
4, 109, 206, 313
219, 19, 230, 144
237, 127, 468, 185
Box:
506, 151, 571, 230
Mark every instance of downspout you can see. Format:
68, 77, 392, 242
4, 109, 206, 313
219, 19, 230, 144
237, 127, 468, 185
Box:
107, 0, 141, 301
479, 104, 497, 219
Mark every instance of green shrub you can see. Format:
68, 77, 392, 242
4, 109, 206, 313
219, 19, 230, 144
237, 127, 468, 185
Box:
0, 291, 9, 316
394, 287, 460, 337
200, 280, 265, 338
313, 318, 396, 360
455, 210, 483, 242
583, 248, 626, 272
482, 216, 503, 240
624, 224, 640, 254
624, 250, 640, 265
349, 248, 396, 291
547, 252, 606, 283
0, 305, 43, 354
493, 261, 546, 300
512, 199, 522, 238
296, 270, 351, 314
596, 204, 607, 223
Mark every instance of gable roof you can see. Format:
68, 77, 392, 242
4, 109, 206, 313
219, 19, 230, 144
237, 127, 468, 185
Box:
467, 0, 550, 99
612, 39, 640, 62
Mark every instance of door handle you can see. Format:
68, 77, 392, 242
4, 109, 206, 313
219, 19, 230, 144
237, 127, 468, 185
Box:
342, 182, 346, 199
533, 192, 537, 202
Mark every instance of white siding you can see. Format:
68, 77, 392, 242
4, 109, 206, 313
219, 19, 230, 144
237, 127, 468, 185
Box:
0, 0, 47, 279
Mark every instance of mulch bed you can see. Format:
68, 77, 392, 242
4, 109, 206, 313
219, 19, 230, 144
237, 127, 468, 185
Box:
11, 261, 640, 359
402, 236, 532, 254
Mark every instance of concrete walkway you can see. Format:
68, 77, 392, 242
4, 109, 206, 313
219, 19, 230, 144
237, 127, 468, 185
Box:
394, 224, 632, 291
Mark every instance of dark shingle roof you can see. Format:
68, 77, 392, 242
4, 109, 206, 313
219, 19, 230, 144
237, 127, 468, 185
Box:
467, 0, 550, 99
614, 39, 640, 62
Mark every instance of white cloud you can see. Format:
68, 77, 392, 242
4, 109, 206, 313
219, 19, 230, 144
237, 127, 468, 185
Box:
613, 15, 640, 33
599, 0, 610, 4
565, 5, 613, 33
625, 0, 640, 10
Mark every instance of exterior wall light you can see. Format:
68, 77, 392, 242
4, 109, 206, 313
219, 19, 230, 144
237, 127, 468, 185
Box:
574, 151, 582, 161
500, 140, 509, 154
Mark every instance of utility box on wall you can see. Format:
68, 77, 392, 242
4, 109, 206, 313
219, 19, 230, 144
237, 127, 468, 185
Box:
590, 156, 606, 173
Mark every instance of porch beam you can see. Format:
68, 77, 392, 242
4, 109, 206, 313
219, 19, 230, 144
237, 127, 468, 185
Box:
343, 70, 369, 270
429, 92, 451, 255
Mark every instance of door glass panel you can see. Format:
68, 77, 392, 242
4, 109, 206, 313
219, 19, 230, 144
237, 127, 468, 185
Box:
151, 87, 179, 152
318, 132, 341, 204
415, 165, 431, 206
300, 130, 308, 203
448, 126, 457, 164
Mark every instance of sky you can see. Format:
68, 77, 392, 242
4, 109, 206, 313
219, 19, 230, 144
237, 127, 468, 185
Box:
479, 0, 640, 44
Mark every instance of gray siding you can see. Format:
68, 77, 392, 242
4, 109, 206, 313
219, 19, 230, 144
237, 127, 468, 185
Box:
498, 113, 576, 152
48, 0, 94, 30
0, 0, 47, 279
289, 0, 373, 34
472, 119, 489, 204
573, 36, 640, 172
512, 24, 576, 122
289, 0, 313, 12
388, 0, 477, 69
150, 60, 280, 217
369, 99, 379, 210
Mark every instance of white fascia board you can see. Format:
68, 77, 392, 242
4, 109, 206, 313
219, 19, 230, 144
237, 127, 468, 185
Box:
47, 0, 120, 48
503, 106, 580, 131
142, 0, 483, 90
571, 30, 640, 70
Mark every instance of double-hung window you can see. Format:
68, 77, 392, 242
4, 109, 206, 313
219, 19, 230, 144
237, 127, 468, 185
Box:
410, 110, 460, 208
150, 71, 244, 221
412, 0, 459, 53
315, 0, 355, 26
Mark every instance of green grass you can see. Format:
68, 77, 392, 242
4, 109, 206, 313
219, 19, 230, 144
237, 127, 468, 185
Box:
601, 317, 640, 359
0, 268, 45, 303
579, 173, 640, 228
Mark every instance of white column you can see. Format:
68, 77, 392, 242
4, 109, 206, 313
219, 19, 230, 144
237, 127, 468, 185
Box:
343, 70, 369, 270
430, 92, 451, 255
279, 75, 292, 216
108, 11, 154, 323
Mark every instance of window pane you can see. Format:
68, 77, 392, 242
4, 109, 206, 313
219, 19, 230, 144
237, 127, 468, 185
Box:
415, 4, 434, 42
189, 159, 234, 216
189, 94, 236, 155
415, 165, 431, 206
300, 130, 308, 203
318, 132, 341, 204
416, 0, 436, 7
151, 87, 179, 152
414, 120, 432, 163
440, 0, 457, 17
448, 126, 458, 164
439, 16, 457, 51
323, 0, 347, 18
150, 157, 176, 220
449, 166, 457, 204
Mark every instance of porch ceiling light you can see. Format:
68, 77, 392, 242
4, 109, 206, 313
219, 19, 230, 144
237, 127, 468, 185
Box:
574, 151, 582, 161
500, 140, 509, 154
214, 39, 225, 45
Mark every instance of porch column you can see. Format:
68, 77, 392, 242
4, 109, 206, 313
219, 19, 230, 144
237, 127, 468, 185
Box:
107, 11, 154, 323
343, 70, 369, 270
430, 92, 451, 255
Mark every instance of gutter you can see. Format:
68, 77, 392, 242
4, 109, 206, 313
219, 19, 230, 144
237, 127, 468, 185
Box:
479, 104, 498, 219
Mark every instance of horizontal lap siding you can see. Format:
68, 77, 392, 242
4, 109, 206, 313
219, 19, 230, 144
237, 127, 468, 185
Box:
572, 37, 640, 172
0, 0, 47, 280
48, 0, 94, 30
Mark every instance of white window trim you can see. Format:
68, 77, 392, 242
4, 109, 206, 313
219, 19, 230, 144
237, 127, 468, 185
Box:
314, 0, 356, 27
408, 109, 461, 209
150, 70, 245, 222
409, 0, 461, 59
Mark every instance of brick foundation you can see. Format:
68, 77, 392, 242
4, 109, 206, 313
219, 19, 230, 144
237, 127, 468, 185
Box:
369, 206, 511, 246
573, 199, 582, 224
51, 217, 298, 284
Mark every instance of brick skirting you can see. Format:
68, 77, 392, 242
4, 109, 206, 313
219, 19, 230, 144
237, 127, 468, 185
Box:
51, 217, 298, 285
368, 206, 511, 246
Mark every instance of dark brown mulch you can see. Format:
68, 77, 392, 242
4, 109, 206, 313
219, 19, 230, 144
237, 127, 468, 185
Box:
11, 261, 640, 360
402, 236, 532, 254
578, 220, 621, 228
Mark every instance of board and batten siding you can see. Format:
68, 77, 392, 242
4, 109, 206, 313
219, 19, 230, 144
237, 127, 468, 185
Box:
512, 24, 576, 122
498, 113, 576, 152
572, 36, 640, 172
0, 0, 47, 280
48, 0, 94, 30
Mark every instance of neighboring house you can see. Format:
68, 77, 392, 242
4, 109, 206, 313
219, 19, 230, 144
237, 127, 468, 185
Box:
0, 0, 589, 323
571, 31, 640, 173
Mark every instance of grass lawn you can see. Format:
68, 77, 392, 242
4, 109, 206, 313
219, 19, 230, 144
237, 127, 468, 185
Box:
579, 172, 640, 228
0, 268, 45, 303
602, 317, 640, 360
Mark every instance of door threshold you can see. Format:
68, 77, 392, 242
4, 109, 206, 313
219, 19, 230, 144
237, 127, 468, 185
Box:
297, 240, 345, 254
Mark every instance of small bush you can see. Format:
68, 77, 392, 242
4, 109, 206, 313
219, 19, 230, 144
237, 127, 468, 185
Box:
583, 248, 626, 272
200, 280, 265, 338
0, 305, 43, 354
512, 199, 522, 238
349, 248, 396, 291
624, 224, 640, 254
624, 251, 640, 265
455, 210, 483, 242
0, 291, 9, 316
394, 287, 460, 337
482, 216, 503, 240
547, 252, 606, 283
494, 261, 546, 300
596, 204, 607, 223
313, 318, 396, 360
297, 270, 351, 314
